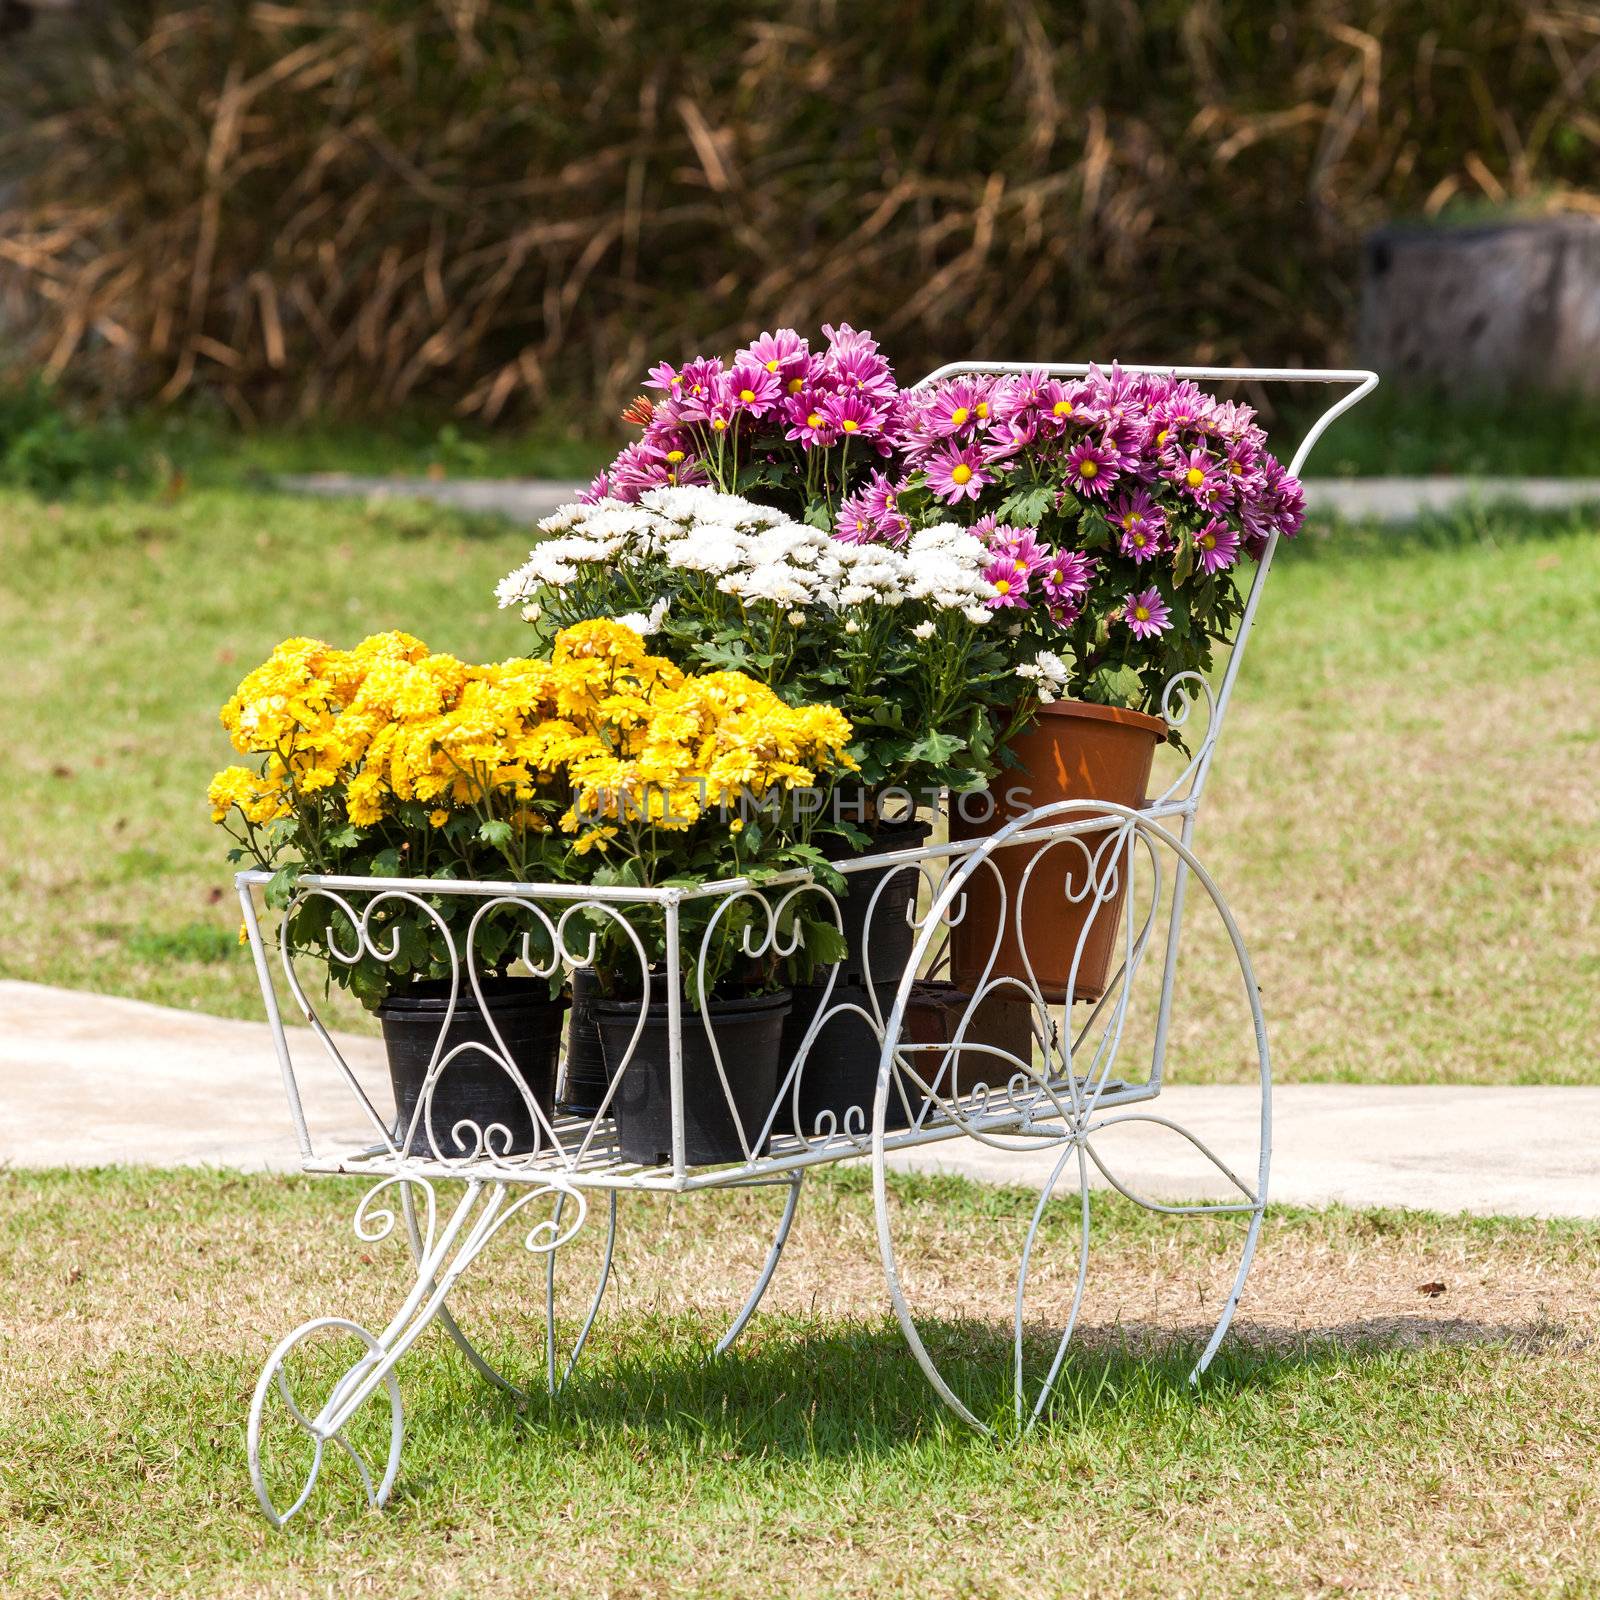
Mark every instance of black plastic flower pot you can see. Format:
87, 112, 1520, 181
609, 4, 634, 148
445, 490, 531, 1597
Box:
821, 816, 932, 986
593, 989, 791, 1168
558, 966, 611, 1116
377, 977, 565, 1157
780, 980, 922, 1135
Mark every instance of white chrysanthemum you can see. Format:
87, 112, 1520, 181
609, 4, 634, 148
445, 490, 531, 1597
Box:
612, 597, 671, 636
1016, 648, 1071, 703
912, 619, 936, 640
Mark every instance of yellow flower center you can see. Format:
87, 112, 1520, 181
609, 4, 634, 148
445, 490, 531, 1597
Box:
765, 359, 780, 373
1134, 604, 1150, 621
1156, 428, 1169, 445
1053, 400, 1072, 418
1013, 559, 1028, 574
1079, 459, 1098, 478
788, 377, 804, 393
1132, 532, 1147, 548
976, 401, 990, 419
949, 406, 970, 426
950, 463, 973, 485
1229, 459, 1244, 475
994, 578, 1011, 595
807, 412, 824, 429
739, 388, 756, 403
1186, 466, 1204, 488
669, 374, 682, 387
841, 418, 859, 432
1201, 532, 1216, 549
665, 449, 685, 463
711, 417, 728, 432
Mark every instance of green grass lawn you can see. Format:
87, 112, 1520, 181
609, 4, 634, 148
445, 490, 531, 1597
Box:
3, 479, 1595, 1083
2, 1166, 1596, 1598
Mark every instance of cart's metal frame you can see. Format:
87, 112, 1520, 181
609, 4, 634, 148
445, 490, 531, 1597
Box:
239, 361, 1376, 1526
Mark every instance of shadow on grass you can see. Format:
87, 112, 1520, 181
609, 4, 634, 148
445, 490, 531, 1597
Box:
423, 1305, 1563, 1464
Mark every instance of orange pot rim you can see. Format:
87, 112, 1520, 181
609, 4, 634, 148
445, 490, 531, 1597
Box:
1030, 697, 1169, 737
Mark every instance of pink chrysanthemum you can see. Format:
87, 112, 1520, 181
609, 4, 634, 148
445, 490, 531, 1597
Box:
783, 393, 839, 448
1169, 446, 1222, 507
983, 556, 1032, 609
727, 362, 783, 418
739, 328, 810, 381
924, 440, 993, 503
924, 378, 990, 438
578, 470, 611, 505
823, 390, 887, 443
1123, 587, 1172, 640
1040, 549, 1095, 602
1064, 437, 1120, 499
1194, 518, 1241, 574
1112, 489, 1166, 562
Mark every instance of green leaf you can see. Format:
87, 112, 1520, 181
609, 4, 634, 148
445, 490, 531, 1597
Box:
800, 916, 849, 967
477, 818, 514, 849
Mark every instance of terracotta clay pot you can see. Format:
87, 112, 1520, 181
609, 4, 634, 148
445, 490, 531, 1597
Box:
948, 699, 1167, 1003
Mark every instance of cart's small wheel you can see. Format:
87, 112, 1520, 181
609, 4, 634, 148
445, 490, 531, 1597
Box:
247, 1317, 403, 1529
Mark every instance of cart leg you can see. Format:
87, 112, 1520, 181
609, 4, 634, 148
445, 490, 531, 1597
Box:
247, 1175, 586, 1528
545, 1189, 619, 1396
714, 1173, 804, 1356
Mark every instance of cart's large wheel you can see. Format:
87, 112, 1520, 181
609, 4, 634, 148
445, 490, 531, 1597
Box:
870, 806, 1271, 1430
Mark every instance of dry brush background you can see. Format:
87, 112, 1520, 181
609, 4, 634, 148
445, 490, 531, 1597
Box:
2, 0, 1599, 424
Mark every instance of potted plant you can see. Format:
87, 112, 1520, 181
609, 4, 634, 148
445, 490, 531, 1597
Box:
496, 487, 1008, 988
884, 364, 1305, 1000
210, 629, 581, 1157
542, 622, 856, 1166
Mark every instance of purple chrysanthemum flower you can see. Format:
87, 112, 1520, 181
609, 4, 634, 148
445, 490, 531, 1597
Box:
1112, 489, 1166, 562
821, 321, 880, 360
578, 469, 611, 505
727, 363, 783, 418
924, 440, 993, 503
1169, 446, 1222, 507
670, 357, 725, 423
1037, 378, 1085, 432
645, 361, 681, 394
983, 556, 1032, 609
1048, 596, 1085, 628
924, 378, 990, 438
986, 523, 1050, 579
1247, 458, 1307, 541
1039, 549, 1095, 602
607, 441, 708, 501
828, 344, 897, 405
1123, 587, 1172, 640
835, 490, 884, 544
993, 369, 1050, 424
861, 468, 907, 523
783, 393, 839, 449
738, 328, 810, 382
1194, 518, 1241, 574
1064, 436, 1120, 499
823, 390, 887, 443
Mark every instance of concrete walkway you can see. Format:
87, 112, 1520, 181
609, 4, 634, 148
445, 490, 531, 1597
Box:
278, 471, 1600, 526
4, 981, 1596, 1218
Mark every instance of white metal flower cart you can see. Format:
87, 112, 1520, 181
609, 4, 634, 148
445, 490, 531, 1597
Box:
237, 362, 1375, 1526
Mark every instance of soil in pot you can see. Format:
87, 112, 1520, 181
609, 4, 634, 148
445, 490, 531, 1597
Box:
820, 815, 932, 986
947, 700, 1165, 1004
594, 989, 791, 1167
378, 977, 565, 1157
